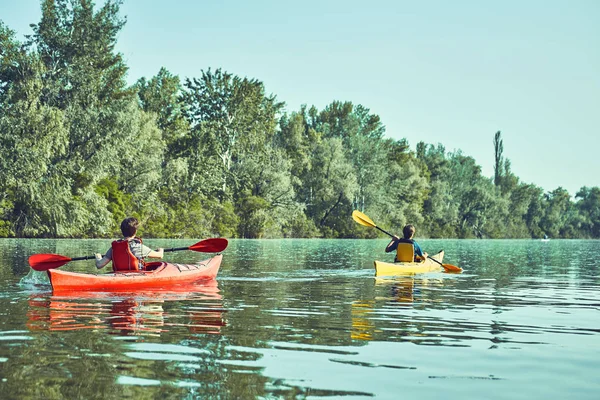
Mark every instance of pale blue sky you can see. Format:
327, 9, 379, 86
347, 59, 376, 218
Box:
2, 0, 599, 195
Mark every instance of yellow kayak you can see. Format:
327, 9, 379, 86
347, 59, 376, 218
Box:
374, 250, 444, 276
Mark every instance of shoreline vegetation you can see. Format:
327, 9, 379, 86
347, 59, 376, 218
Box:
1, 1, 599, 240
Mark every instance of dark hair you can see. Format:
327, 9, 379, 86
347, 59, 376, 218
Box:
120, 217, 139, 237
402, 224, 415, 239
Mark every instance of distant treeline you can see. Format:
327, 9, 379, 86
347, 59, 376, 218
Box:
0, 1, 598, 239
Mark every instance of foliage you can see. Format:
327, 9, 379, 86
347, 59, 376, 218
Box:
0, 2, 598, 239
575, 187, 600, 238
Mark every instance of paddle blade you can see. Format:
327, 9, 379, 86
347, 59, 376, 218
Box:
189, 238, 228, 253
352, 210, 376, 228
427, 254, 462, 273
29, 254, 72, 271
442, 263, 463, 273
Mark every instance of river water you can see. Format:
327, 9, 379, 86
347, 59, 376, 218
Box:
0, 238, 598, 399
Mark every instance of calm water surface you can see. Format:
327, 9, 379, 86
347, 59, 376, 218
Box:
1, 238, 599, 399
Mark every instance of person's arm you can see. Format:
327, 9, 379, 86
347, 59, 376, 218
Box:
139, 243, 163, 259
385, 236, 400, 253
414, 242, 428, 261
146, 248, 164, 259
95, 248, 112, 269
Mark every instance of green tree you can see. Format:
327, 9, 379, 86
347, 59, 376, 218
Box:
181, 68, 295, 237
376, 139, 429, 236
523, 185, 545, 238
458, 180, 505, 238
540, 187, 573, 238
0, 0, 166, 237
136, 67, 189, 151
506, 183, 542, 237
315, 102, 387, 213
275, 108, 322, 237
30, 0, 129, 109
417, 143, 457, 236
493, 130, 504, 187
0, 22, 74, 236
304, 137, 358, 237
575, 186, 600, 238
276, 108, 315, 187
448, 151, 502, 237
182, 68, 284, 199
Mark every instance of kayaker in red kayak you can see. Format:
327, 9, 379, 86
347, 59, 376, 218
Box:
94, 217, 164, 272
385, 224, 428, 262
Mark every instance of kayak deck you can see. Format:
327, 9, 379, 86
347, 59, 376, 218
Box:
48, 254, 222, 292
374, 251, 444, 276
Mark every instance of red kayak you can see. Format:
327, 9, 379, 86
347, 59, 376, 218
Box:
48, 255, 222, 292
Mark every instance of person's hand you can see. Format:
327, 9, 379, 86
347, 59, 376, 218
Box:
392, 235, 400, 241
94, 253, 102, 260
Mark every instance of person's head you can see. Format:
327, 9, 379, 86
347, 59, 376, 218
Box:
120, 217, 140, 237
402, 224, 416, 239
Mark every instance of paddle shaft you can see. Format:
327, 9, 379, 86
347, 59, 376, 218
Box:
164, 246, 192, 253
374, 225, 395, 238
426, 254, 445, 267
70, 255, 96, 262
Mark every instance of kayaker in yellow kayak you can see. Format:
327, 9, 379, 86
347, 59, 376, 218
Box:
385, 224, 428, 262
95, 217, 164, 272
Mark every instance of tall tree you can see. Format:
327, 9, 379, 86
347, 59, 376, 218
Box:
30, 0, 130, 108
136, 67, 189, 151
377, 139, 429, 236
0, 0, 166, 237
276, 107, 315, 182
493, 130, 504, 187
540, 187, 573, 238
0, 41, 70, 236
313, 101, 389, 227
304, 137, 358, 236
182, 68, 283, 199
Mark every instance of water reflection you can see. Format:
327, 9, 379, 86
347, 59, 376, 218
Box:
352, 277, 446, 341
26, 281, 225, 336
376, 277, 417, 303
351, 278, 416, 341
3, 239, 600, 399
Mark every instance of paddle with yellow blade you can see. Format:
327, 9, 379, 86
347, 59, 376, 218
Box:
352, 210, 462, 272
28, 238, 229, 271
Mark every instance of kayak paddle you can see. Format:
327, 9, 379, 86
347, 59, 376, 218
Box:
351, 210, 462, 273
28, 237, 229, 271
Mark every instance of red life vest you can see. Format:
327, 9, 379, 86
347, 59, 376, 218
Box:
111, 238, 145, 272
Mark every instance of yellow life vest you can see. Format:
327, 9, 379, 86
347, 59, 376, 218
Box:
396, 242, 415, 262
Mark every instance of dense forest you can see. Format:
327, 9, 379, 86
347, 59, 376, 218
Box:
0, 0, 598, 239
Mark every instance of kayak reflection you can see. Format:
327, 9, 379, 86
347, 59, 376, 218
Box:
351, 277, 444, 341
26, 281, 226, 335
